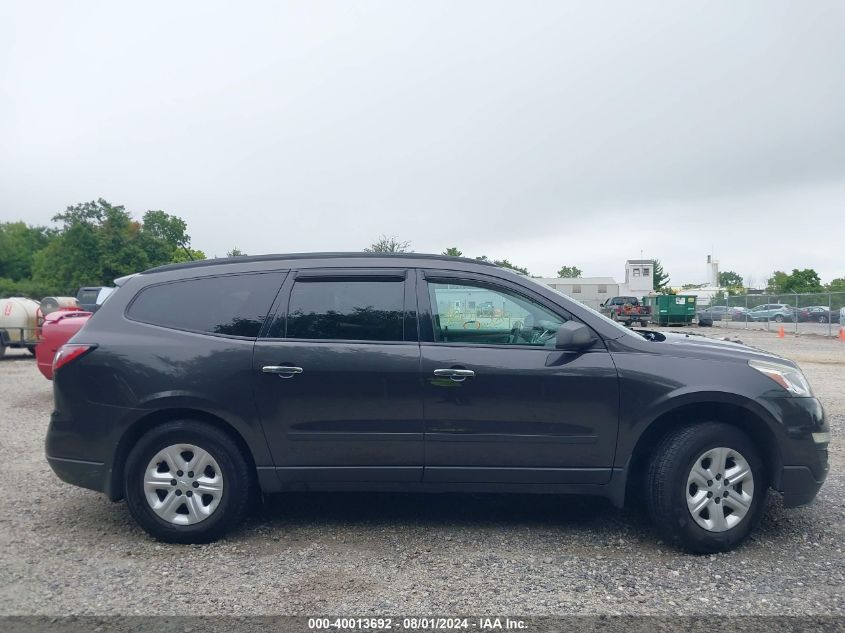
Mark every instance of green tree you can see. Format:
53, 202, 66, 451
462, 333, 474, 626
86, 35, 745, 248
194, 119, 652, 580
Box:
442, 247, 463, 257
719, 271, 744, 289
32, 199, 199, 294
652, 259, 670, 293
171, 248, 206, 263
557, 265, 583, 278
0, 222, 54, 281
766, 271, 789, 293
140, 210, 198, 262
828, 278, 845, 292
227, 247, 246, 257
364, 235, 411, 253
493, 259, 530, 275
767, 269, 823, 294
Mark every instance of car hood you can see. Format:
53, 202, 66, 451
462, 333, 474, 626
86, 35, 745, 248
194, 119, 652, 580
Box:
634, 330, 797, 368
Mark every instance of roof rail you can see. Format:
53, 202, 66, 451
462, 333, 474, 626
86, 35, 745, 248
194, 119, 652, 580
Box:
141, 252, 498, 274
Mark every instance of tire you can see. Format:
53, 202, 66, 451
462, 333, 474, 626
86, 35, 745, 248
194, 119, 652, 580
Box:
774, 315, 784, 323
818, 316, 827, 324
640, 320, 648, 328
0, 344, 5, 359
646, 422, 767, 554
27, 345, 37, 356
124, 421, 252, 543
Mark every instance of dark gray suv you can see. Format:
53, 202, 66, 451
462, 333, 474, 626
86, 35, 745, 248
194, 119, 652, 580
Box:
45, 253, 829, 552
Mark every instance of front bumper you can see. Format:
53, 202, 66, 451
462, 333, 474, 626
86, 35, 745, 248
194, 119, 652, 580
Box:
779, 463, 827, 507
769, 396, 829, 507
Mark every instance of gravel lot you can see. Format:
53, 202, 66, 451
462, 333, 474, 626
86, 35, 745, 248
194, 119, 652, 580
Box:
0, 329, 842, 616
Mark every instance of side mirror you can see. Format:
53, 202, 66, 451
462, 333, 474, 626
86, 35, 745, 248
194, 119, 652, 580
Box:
555, 321, 596, 351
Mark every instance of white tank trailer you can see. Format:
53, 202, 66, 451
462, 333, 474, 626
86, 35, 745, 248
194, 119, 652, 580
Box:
0, 297, 41, 357
39, 296, 79, 316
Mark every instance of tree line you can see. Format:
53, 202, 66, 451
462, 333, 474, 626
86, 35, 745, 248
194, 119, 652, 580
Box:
4, 211, 840, 300
0, 199, 207, 297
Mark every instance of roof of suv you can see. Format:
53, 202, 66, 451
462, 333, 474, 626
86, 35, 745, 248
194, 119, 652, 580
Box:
142, 252, 499, 275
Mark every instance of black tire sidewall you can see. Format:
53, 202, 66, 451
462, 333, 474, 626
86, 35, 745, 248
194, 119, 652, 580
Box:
124, 421, 250, 543
650, 423, 767, 554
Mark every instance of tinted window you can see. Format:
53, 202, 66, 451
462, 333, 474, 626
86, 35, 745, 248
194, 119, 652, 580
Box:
77, 289, 99, 305
286, 278, 404, 341
128, 273, 284, 337
428, 281, 566, 346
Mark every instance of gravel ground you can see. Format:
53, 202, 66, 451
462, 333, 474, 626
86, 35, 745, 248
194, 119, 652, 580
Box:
0, 329, 842, 616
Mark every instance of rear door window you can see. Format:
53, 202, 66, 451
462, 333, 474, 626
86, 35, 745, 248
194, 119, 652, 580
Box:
284, 277, 406, 342
127, 272, 285, 338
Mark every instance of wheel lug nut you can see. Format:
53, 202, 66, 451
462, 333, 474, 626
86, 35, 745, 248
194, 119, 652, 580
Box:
707, 492, 713, 498
175, 490, 182, 496
188, 471, 194, 478
715, 474, 721, 480
186, 491, 193, 497
170, 479, 177, 486
724, 479, 730, 486
714, 498, 721, 504
723, 491, 729, 497
707, 480, 713, 486
176, 470, 184, 477
192, 481, 199, 488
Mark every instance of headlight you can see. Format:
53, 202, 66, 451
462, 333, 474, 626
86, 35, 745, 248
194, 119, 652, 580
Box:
749, 359, 813, 397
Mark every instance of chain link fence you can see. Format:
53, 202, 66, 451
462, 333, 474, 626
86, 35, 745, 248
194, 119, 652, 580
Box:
695, 291, 845, 337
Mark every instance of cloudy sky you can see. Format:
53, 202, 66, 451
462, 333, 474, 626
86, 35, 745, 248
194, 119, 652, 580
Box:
2, 1, 843, 286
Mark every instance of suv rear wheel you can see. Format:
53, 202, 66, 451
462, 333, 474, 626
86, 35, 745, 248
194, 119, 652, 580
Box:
646, 422, 767, 553
124, 421, 251, 543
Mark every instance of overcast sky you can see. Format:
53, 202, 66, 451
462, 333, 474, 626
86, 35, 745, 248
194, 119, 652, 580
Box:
2, 1, 843, 286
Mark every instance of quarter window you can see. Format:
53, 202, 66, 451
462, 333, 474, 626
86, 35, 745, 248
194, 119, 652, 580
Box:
285, 278, 404, 342
428, 281, 566, 346
127, 273, 284, 337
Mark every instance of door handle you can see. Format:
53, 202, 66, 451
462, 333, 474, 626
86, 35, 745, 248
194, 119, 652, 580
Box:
433, 368, 475, 382
262, 365, 304, 378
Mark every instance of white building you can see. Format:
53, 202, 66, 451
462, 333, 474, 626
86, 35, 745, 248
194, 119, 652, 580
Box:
536, 259, 656, 309
619, 259, 655, 297
535, 277, 619, 310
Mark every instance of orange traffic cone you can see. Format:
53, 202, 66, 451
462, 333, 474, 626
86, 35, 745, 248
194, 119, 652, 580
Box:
777, 325, 785, 338
839, 327, 845, 342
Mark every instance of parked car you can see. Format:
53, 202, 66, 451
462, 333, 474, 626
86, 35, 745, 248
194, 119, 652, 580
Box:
75, 286, 114, 313
36, 287, 116, 378
747, 304, 795, 323
35, 309, 93, 379
46, 253, 829, 553
799, 306, 840, 324
696, 305, 749, 326
599, 296, 651, 327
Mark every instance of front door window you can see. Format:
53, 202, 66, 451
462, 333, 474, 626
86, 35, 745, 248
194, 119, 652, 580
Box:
427, 281, 565, 346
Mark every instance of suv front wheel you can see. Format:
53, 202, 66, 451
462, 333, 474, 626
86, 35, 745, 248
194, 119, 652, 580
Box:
124, 421, 251, 543
646, 422, 767, 553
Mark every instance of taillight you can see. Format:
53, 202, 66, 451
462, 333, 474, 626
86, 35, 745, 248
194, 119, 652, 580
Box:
53, 344, 97, 373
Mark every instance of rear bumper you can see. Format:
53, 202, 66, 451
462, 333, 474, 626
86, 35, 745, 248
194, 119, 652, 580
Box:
46, 455, 109, 495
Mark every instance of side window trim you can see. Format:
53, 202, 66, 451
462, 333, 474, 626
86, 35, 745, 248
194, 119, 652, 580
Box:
261, 268, 414, 343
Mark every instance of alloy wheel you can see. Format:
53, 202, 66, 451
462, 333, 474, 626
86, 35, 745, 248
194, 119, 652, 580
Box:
686, 446, 754, 532
143, 444, 224, 525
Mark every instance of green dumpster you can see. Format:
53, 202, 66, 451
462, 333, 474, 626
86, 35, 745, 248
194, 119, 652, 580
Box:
643, 295, 697, 326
